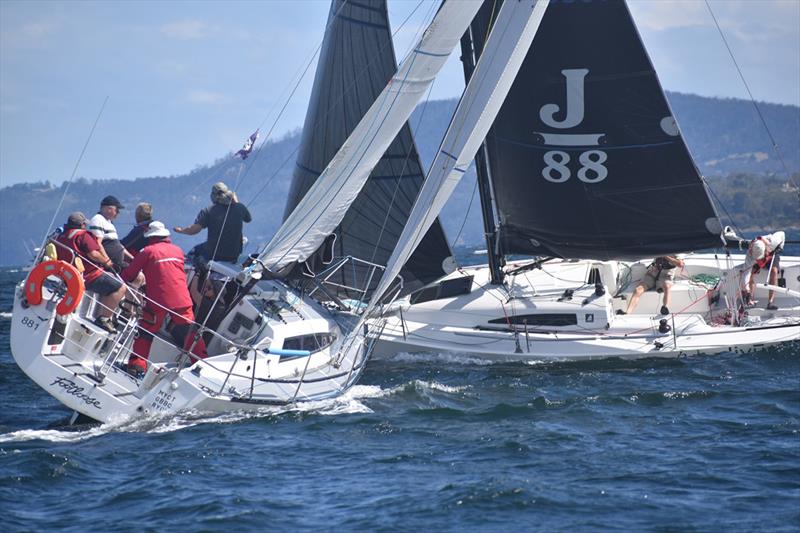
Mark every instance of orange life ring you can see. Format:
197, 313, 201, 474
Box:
25, 260, 85, 315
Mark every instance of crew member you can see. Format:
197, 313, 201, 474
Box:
120, 202, 153, 257
174, 181, 251, 304
619, 255, 684, 316
89, 195, 133, 269
120, 221, 207, 377
742, 230, 785, 311
174, 181, 251, 264
55, 212, 127, 333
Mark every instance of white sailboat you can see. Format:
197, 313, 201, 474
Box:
9, 0, 491, 423
368, 0, 800, 361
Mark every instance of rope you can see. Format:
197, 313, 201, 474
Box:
704, 0, 797, 188
365, 0, 523, 314
39, 97, 109, 254
452, 173, 479, 247
246, 0, 430, 207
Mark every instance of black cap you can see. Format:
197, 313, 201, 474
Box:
100, 195, 124, 209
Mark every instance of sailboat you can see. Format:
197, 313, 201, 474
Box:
9, 0, 502, 423
370, 0, 800, 361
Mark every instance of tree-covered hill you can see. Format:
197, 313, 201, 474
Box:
1, 92, 798, 266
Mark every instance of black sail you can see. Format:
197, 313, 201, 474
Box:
468, 0, 722, 260
284, 0, 453, 297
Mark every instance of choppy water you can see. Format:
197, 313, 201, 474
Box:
1, 267, 798, 531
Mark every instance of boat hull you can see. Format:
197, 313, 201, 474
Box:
11, 279, 369, 424
373, 254, 800, 362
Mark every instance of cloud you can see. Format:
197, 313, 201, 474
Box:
1, 20, 58, 48
629, 1, 708, 32
630, 0, 799, 39
186, 90, 224, 104
161, 19, 209, 40
158, 18, 254, 42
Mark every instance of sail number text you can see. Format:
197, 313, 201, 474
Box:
538, 68, 608, 184
542, 150, 607, 183
20, 316, 41, 331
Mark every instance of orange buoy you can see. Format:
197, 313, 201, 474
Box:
25, 260, 85, 315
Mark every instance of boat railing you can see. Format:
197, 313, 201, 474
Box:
26, 247, 375, 403
306, 255, 403, 314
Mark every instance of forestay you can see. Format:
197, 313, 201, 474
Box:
261, 0, 483, 273
472, 0, 722, 260
368, 0, 550, 310
284, 0, 454, 297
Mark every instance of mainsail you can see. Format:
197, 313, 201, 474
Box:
285, 0, 453, 297
261, 0, 483, 273
468, 0, 722, 261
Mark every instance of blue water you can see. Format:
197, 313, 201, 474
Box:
1, 265, 798, 531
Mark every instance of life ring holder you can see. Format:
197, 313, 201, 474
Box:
25, 260, 85, 316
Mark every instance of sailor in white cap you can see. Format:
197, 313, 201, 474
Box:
742, 230, 785, 310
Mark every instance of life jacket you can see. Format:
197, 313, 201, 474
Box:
752, 237, 774, 273
648, 256, 677, 279
56, 228, 102, 282
654, 257, 677, 270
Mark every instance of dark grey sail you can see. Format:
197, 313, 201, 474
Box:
466, 0, 722, 261
284, 0, 453, 298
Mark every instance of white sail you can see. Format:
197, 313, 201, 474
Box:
368, 0, 550, 310
260, 0, 484, 272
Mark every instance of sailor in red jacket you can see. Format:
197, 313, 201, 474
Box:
121, 221, 206, 376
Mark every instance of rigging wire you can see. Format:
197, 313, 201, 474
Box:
39, 96, 109, 253
365, 0, 520, 310
262, 0, 444, 271
367, 0, 441, 268
246, 0, 430, 207
452, 174, 479, 248
196, 0, 431, 300
704, 0, 798, 188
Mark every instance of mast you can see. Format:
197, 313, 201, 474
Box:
459, 26, 505, 285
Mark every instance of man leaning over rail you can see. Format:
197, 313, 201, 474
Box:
742, 230, 785, 311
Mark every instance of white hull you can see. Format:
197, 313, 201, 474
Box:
373, 254, 800, 362
11, 277, 372, 424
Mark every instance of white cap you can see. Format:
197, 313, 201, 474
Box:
743, 239, 766, 270
144, 221, 170, 238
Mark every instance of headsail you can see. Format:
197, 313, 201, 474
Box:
285, 0, 454, 297
469, 0, 722, 260
261, 0, 483, 273
369, 0, 550, 309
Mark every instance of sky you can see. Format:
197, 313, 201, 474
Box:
1, 0, 798, 187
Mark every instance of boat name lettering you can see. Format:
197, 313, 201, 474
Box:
49, 377, 102, 409
150, 391, 175, 412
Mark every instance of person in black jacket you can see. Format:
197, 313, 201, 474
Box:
174, 182, 252, 306
120, 202, 153, 257
174, 182, 251, 264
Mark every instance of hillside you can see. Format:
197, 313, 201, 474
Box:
1, 92, 798, 266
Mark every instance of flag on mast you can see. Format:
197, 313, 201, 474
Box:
235, 130, 259, 159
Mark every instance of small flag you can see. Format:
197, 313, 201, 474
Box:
235, 129, 259, 159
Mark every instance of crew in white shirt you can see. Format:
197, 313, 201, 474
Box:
742, 230, 785, 310
89, 195, 132, 270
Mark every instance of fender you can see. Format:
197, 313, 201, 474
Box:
25, 260, 85, 315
